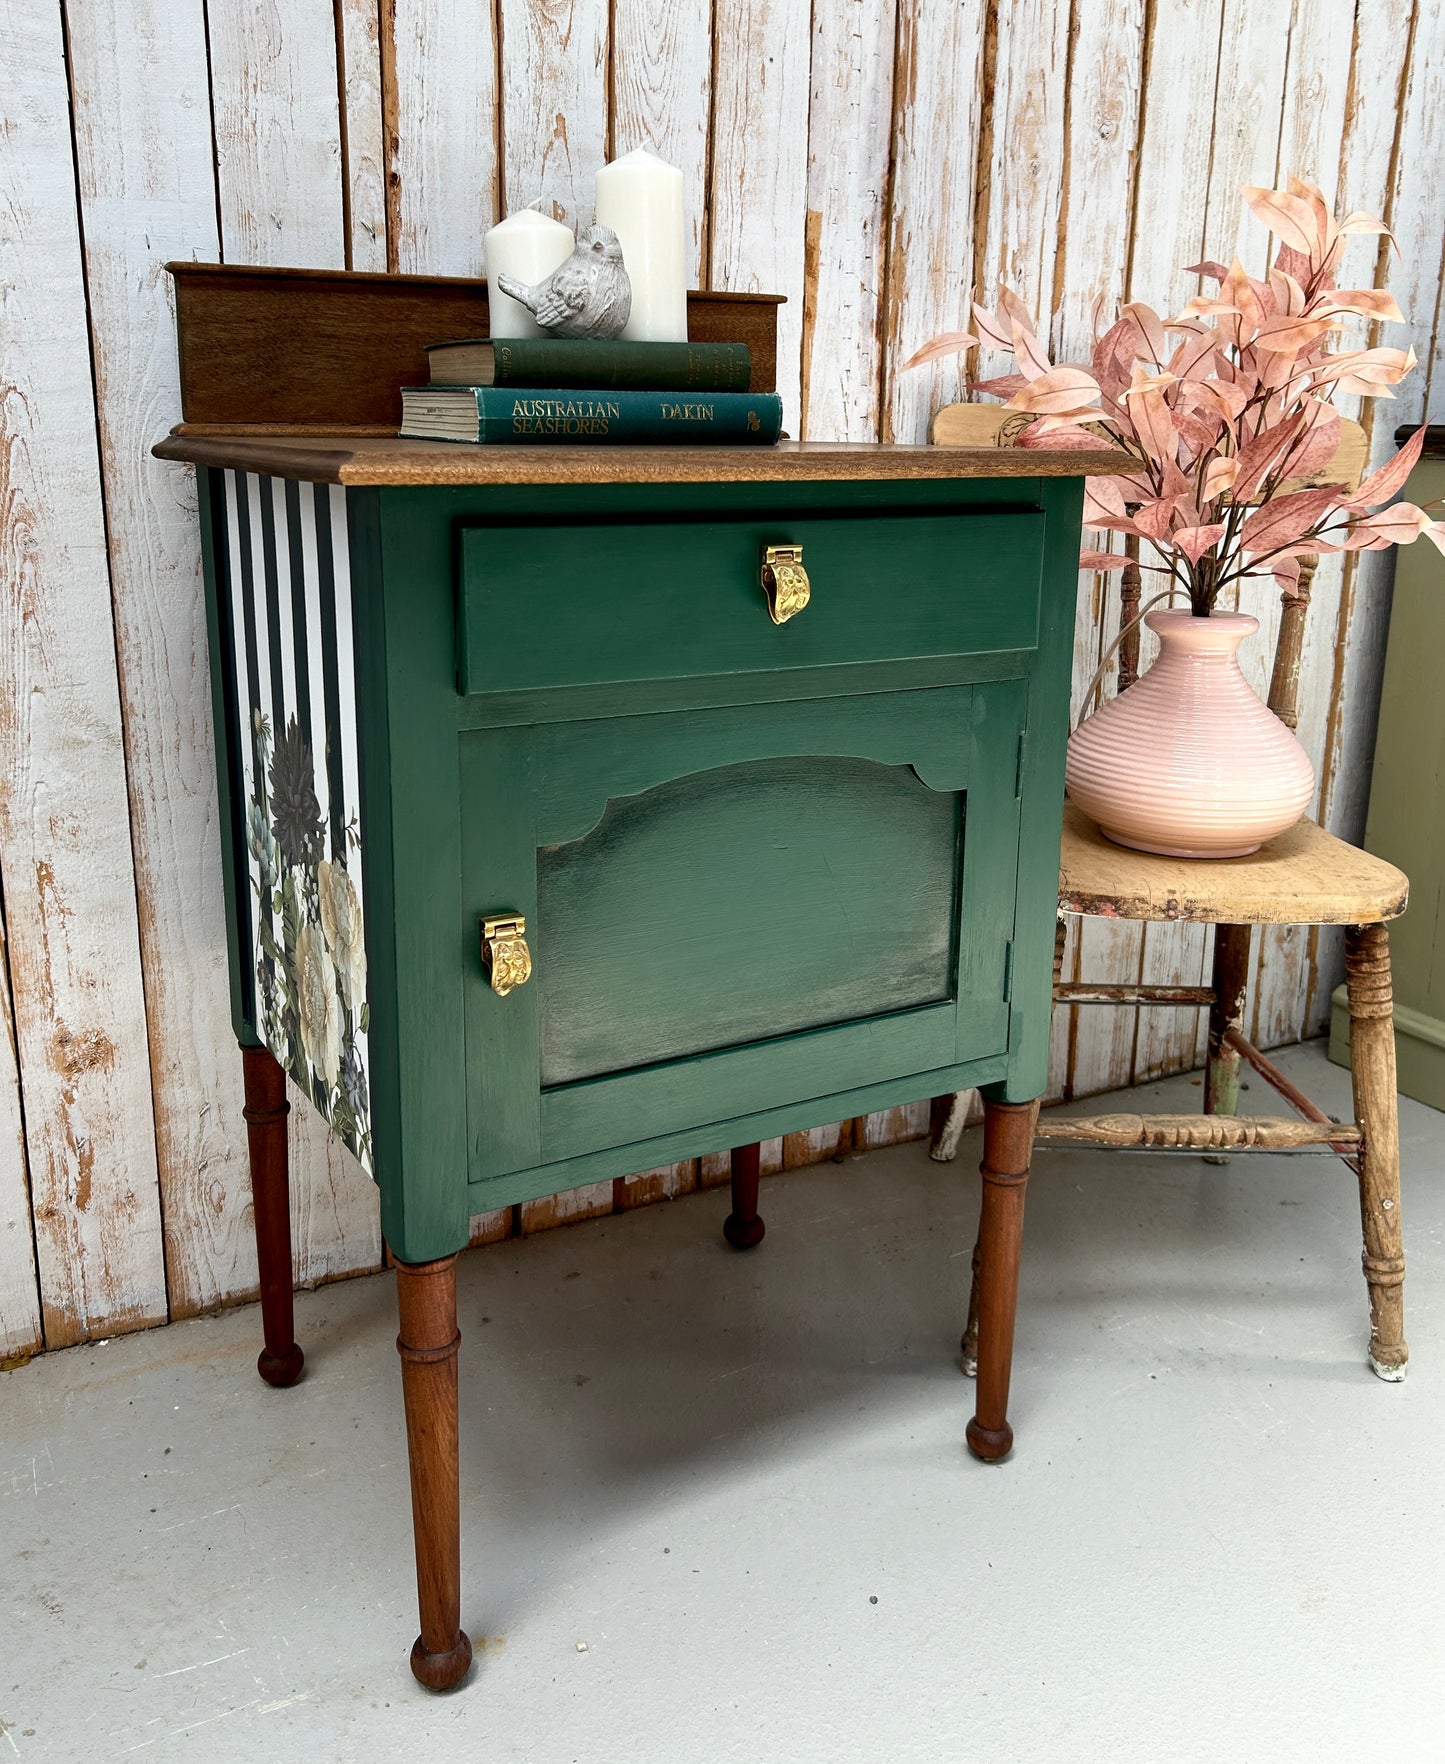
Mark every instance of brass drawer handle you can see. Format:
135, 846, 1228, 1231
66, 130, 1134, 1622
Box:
761, 544, 810, 624
481, 913, 532, 996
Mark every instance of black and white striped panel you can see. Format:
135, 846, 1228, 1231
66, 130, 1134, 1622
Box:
219, 472, 373, 1173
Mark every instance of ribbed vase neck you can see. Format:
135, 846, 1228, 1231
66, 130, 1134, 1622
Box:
1144, 608, 1258, 658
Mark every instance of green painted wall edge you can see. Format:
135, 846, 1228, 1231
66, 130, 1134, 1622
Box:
1328, 985, 1445, 1113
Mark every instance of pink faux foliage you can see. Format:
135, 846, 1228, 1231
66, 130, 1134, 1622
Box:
1018, 421, 1117, 451
970, 373, 1030, 399
1174, 523, 1229, 564
1352, 501, 1436, 546
898, 328, 979, 369
902, 175, 1443, 613
1345, 422, 1427, 508
1237, 487, 1340, 553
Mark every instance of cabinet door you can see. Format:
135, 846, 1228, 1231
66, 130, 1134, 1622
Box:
462, 681, 1024, 1186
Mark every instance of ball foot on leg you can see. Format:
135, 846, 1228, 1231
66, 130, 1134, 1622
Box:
409, 1631, 473, 1692
723, 1144, 765, 1251
257, 1341, 305, 1387
965, 1417, 1013, 1462
723, 1212, 765, 1250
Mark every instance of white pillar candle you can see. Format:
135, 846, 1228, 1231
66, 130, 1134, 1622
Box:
594, 147, 688, 342
484, 208, 575, 339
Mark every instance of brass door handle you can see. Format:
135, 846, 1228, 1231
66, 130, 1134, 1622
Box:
761, 544, 810, 624
481, 913, 532, 996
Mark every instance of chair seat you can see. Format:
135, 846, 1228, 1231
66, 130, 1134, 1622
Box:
1058, 799, 1408, 926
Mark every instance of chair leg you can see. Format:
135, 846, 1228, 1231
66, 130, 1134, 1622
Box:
723, 1142, 765, 1248
241, 1044, 304, 1388
930, 1089, 979, 1163
1344, 924, 1408, 1381
396, 1253, 473, 1690
1204, 923, 1252, 1117
960, 1238, 981, 1377
965, 1098, 1039, 1463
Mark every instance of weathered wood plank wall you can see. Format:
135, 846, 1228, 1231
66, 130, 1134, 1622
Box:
2, 0, 1443, 1358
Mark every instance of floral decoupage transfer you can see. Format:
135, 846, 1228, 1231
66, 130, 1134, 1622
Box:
249, 710, 372, 1166
224, 472, 374, 1173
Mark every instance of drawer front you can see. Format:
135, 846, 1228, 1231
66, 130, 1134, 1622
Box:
458, 509, 1043, 697
461, 681, 1026, 1190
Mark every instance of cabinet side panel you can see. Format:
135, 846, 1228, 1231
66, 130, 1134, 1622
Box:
198, 470, 257, 1048
1000, 477, 1081, 1103
349, 487, 401, 1205
216, 473, 376, 1175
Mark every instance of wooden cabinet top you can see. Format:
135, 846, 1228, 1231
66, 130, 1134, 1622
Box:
154, 428, 1128, 487
155, 264, 1130, 486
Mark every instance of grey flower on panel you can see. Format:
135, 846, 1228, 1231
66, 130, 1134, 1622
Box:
269, 715, 323, 869
257, 959, 283, 1049
318, 859, 367, 1009
294, 919, 341, 1087
247, 800, 280, 890
340, 1042, 369, 1118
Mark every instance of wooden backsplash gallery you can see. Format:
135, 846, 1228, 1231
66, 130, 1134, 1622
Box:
2, 0, 1443, 1357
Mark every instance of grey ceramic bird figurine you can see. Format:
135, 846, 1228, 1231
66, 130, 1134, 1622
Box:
494, 224, 633, 339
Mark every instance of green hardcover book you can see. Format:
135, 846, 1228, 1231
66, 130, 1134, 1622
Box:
425, 336, 752, 392
400, 386, 784, 446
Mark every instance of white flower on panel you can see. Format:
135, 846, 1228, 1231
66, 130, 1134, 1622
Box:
295, 919, 342, 1089
318, 859, 367, 1010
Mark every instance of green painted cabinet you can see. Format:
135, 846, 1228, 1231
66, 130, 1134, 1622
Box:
190, 455, 1086, 1265
161, 426, 1106, 1687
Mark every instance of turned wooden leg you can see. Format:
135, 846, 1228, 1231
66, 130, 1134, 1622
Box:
1204, 923, 1252, 1116
241, 1044, 304, 1388
1202, 923, 1253, 1164
1345, 925, 1408, 1381
723, 1142, 765, 1249
965, 1098, 1039, 1463
396, 1254, 472, 1691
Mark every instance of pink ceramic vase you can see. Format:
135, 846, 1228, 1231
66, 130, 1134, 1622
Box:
1065, 609, 1315, 858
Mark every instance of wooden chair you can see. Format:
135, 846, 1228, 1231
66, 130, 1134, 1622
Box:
929, 402, 1410, 1452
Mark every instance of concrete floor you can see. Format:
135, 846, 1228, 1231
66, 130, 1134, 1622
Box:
3, 1041, 1443, 1763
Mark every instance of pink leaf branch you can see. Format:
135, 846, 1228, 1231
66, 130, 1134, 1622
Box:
900, 330, 979, 371
1017, 421, 1117, 450
1345, 423, 1427, 509
1008, 365, 1104, 416
1174, 523, 1228, 565
1238, 487, 1340, 554
906, 174, 1424, 616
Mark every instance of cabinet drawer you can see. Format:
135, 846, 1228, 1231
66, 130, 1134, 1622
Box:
458, 509, 1043, 697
